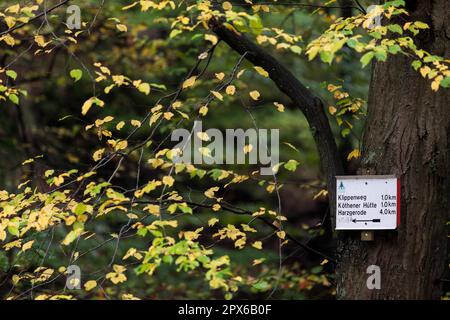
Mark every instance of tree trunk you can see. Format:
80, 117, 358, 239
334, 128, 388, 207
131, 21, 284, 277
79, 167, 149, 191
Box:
336, 0, 450, 299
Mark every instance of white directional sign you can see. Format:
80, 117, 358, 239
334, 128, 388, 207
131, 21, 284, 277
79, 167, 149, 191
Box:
335, 175, 400, 230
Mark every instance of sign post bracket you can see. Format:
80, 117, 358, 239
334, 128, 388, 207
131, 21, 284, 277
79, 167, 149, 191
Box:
361, 231, 374, 241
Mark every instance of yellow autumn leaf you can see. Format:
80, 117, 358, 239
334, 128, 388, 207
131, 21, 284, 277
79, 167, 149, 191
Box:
137, 83, 150, 95
198, 51, 209, 60
226, 85, 236, 95
131, 120, 141, 128
81, 97, 104, 115
144, 204, 160, 216
208, 218, 219, 227
84, 280, 97, 291
199, 105, 208, 116
5, 17, 16, 29
106, 271, 127, 284
274, 102, 285, 112
249, 90, 260, 101
313, 189, 328, 200
162, 176, 174, 187
205, 34, 218, 45
329, 106, 337, 115
252, 258, 265, 266
222, 1, 233, 10
115, 140, 128, 151
149, 112, 162, 126
182, 76, 197, 89
172, 101, 182, 109
2, 34, 16, 46
122, 294, 140, 300
197, 132, 210, 141
93, 148, 105, 161
347, 149, 361, 161
276, 231, 286, 240
116, 121, 125, 130
243, 144, 253, 154
420, 66, 430, 78
204, 187, 219, 198
431, 76, 442, 91
199, 147, 212, 157
252, 241, 262, 250
254, 66, 269, 77
164, 112, 174, 120
215, 72, 225, 80
211, 91, 223, 101
34, 35, 49, 47
22, 240, 34, 252
266, 184, 275, 193
116, 24, 128, 32
6, 4, 20, 14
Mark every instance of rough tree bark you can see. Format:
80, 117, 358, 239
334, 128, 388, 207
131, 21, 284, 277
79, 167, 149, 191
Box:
337, 0, 449, 299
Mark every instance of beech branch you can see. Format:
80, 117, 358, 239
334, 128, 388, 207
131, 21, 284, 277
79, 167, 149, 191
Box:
209, 18, 344, 228
131, 199, 335, 262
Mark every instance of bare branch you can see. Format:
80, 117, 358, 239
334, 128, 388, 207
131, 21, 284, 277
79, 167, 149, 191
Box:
0, 0, 71, 37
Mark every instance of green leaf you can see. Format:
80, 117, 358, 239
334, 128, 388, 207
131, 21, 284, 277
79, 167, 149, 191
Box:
374, 49, 387, 62
169, 29, 182, 38
360, 52, 374, 68
233, 18, 249, 33
248, 14, 263, 35
252, 281, 270, 292
369, 31, 382, 39
388, 44, 401, 54
62, 228, 83, 246
179, 206, 193, 214
70, 69, 83, 82
440, 77, 450, 88
311, 266, 323, 274
414, 21, 429, 29
150, 83, 167, 91
320, 51, 334, 65
7, 226, 19, 237
290, 45, 302, 55
384, 0, 405, 8
162, 255, 173, 264
209, 169, 223, 181
341, 128, 351, 137
346, 38, 359, 49
74, 203, 87, 215
388, 24, 403, 34
6, 70, 17, 80
284, 160, 300, 172
411, 60, 422, 70
137, 228, 148, 237
8, 94, 19, 105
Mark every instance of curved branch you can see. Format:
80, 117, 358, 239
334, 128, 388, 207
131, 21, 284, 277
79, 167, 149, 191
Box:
209, 18, 344, 228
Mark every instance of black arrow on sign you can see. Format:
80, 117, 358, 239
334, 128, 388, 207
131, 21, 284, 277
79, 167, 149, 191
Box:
352, 219, 381, 223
